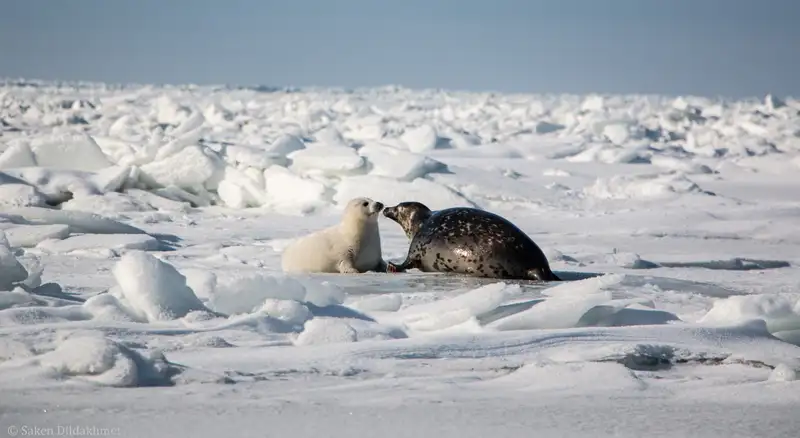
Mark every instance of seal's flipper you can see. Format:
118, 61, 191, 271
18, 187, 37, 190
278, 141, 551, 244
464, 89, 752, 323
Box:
386, 256, 416, 273
372, 259, 390, 273
527, 267, 561, 282
386, 262, 402, 273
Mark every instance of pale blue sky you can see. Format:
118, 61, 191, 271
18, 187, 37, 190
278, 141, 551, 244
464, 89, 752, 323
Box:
1, 0, 798, 97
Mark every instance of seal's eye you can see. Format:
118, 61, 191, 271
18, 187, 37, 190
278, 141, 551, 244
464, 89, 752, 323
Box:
362, 201, 369, 207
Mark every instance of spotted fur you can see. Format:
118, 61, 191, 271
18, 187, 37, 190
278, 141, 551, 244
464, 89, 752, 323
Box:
383, 202, 561, 281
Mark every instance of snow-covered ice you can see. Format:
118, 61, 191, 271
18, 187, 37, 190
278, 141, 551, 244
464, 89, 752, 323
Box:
2, 79, 800, 437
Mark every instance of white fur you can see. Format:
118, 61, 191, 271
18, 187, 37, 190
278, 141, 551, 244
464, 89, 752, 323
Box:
281, 197, 387, 274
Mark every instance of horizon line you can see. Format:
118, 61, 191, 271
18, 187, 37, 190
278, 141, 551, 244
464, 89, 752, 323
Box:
0, 76, 793, 102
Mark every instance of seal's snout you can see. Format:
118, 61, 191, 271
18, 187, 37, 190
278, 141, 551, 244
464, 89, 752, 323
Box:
383, 206, 397, 220
369, 201, 384, 215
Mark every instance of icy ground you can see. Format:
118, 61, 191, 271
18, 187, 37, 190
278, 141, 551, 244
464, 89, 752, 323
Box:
1, 79, 800, 437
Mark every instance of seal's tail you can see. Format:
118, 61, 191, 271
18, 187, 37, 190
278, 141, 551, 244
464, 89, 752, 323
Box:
527, 267, 562, 282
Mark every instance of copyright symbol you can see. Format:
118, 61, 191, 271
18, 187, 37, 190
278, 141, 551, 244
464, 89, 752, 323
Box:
7, 425, 19, 436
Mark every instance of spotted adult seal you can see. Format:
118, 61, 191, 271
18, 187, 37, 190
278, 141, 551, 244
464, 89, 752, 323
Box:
382, 202, 561, 281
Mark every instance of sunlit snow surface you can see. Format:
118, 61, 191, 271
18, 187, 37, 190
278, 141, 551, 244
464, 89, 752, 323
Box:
2, 80, 800, 437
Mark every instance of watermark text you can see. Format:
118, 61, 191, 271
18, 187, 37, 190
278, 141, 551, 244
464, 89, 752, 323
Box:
7, 424, 122, 437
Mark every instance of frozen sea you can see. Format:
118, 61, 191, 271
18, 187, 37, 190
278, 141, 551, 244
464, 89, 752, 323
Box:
1, 80, 799, 437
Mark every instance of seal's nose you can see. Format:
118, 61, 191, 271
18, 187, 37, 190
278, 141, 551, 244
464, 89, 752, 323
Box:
375, 201, 384, 211
383, 206, 396, 219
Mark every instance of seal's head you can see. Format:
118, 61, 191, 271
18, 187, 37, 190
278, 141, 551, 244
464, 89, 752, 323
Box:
382, 201, 432, 239
344, 197, 384, 223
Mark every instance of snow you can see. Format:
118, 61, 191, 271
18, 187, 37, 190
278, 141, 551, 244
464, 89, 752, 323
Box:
110, 251, 209, 322
0, 142, 37, 168
139, 145, 221, 189
288, 145, 366, 177
0, 231, 29, 290
334, 175, 474, 209
35, 233, 162, 255
358, 142, 449, 181
584, 173, 712, 200
2, 79, 800, 437
206, 272, 344, 315
0, 182, 47, 207
2, 224, 71, 248
0, 206, 148, 234
265, 133, 307, 156
262, 165, 330, 214
294, 317, 358, 345
26, 134, 113, 171
400, 124, 441, 153
15, 330, 177, 387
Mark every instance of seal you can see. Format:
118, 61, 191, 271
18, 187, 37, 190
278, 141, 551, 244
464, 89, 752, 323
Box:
382, 202, 561, 281
281, 197, 389, 274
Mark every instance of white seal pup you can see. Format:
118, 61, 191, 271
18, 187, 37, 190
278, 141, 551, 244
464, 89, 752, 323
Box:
281, 197, 389, 274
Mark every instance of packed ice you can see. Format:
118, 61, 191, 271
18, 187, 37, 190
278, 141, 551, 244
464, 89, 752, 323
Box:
1, 79, 799, 437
